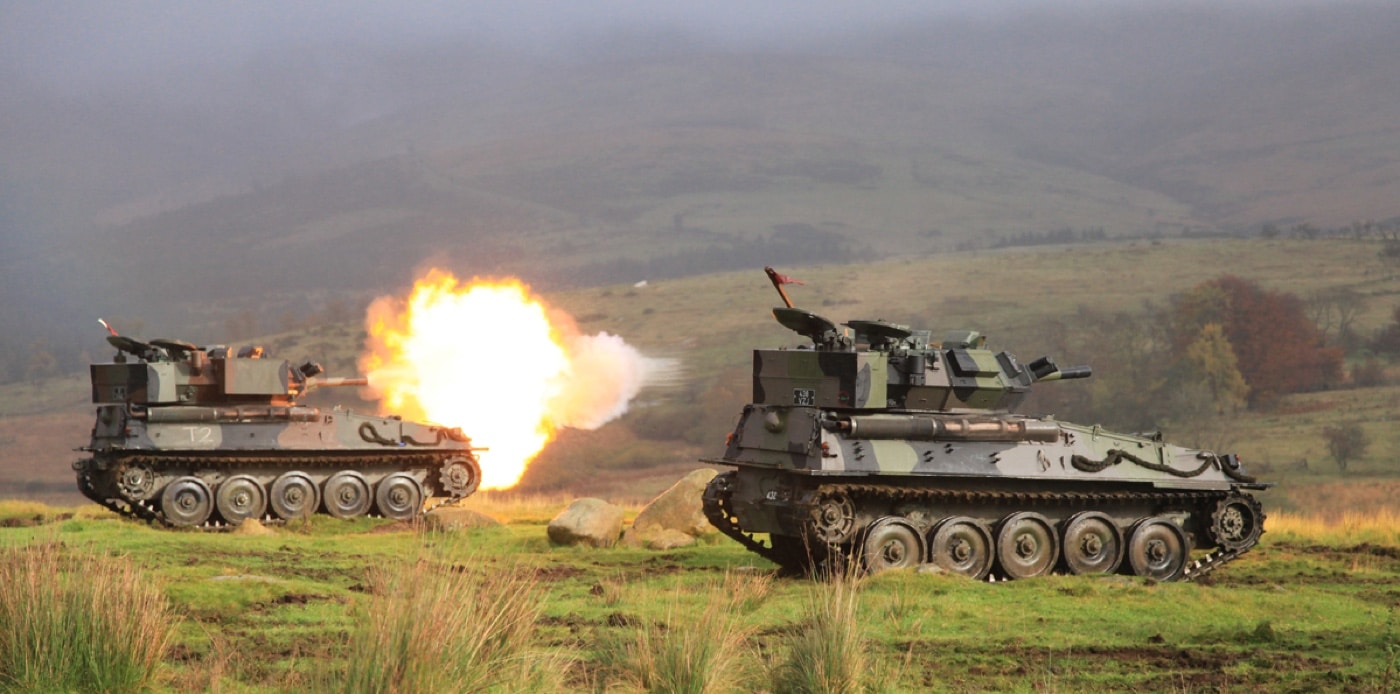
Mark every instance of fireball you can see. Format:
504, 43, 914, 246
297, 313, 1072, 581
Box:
360, 269, 656, 490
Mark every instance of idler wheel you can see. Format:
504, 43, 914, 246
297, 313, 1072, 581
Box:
215, 475, 267, 526
118, 465, 158, 501
1209, 494, 1264, 552
270, 471, 320, 520
1126, 518, 1189, 581
439, 456, 481, 498
1059, 511, 1124, 575
807, 491, 857, 545
323, 471, 373, 519
996, 512, 1059, 579
376, 473, 424, 521
860, 518, 924, 574
161, 476, 213, 527
926, 516, 994, 580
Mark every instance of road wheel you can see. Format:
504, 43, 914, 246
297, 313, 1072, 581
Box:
996, 512, 1059, 579
323, 471, 373, 519
376, 473, 424, 521
1059, 511, 1124, 575
161, 476, 213, 527
270, 472, 320, 520
1126, 518, 1189, 581
927, 516, 994, 580
215, 475, 267, 525
861, 518, 924, 574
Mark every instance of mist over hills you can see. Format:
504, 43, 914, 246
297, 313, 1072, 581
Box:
2, 2, 1399, 380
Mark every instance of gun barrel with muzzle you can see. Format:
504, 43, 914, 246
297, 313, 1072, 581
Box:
308, 377, 370, 390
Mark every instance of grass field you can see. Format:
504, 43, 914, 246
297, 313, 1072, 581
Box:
1, 498, 1398, 693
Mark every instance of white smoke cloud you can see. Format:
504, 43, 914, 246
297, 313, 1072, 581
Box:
550, 332, 681, 430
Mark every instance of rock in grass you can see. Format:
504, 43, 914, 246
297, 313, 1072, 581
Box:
640, 528, 697, 550
425, 507, 502, 532
548, 498, 625, 548
621, 468, 717, 548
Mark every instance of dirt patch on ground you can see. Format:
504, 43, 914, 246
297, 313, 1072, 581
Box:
535, 564, 587, 581
897, 641, 1338, 681
366, 520, 418, 534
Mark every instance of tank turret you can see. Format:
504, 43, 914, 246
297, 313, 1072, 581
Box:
702, 270, 1270, 582
75, 322, 484, 528
762, 306, 1089, 414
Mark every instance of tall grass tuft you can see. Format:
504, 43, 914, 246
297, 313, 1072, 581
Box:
771, 571, 867, 694
0, 540, 177, 693
771, 567, 903, 694
330, 556, 561, 694
607, 573, 757, 693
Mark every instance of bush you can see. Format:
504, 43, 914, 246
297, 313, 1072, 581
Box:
0, 541, 177, 693
1351, 359, 1388, 387
1321, 423, 1370, 472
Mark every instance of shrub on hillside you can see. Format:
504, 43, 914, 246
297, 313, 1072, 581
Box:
1321, 423, 1370, 472
1351, 359, 1388, 387
1372, 305, 1400, 358
1172, 275, 1343, 405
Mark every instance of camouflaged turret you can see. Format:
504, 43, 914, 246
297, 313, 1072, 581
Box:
702, 270, 1270, 581
74, 326, 484, 527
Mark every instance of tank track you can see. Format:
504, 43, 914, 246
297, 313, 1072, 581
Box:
77, 451, 468, 529
702, 472, 1261, 582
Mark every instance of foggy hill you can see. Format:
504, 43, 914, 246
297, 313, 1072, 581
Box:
2, 2, 1400, 380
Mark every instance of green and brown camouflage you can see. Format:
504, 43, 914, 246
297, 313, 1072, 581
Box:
75, 329, 484, 528
702, 271, 1269, 581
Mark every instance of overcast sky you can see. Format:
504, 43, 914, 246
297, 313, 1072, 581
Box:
1, 0, 1321, 91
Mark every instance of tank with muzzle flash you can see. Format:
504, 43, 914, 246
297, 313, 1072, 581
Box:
75, 322, 485, 528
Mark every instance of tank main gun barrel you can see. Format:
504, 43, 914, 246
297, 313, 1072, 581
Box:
307, 377, 370, 390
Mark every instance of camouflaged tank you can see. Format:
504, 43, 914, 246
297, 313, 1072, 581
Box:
701, 269, 1270, 581
74, 326, 484, 528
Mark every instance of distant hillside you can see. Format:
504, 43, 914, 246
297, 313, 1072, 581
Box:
3, 4, 1400, 380
6, 238, 1400, 511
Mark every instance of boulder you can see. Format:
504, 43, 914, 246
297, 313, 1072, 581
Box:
548, 498, 625, 548
640, 528, 697, 550
621, 468, 718, 548
425, 507, 502, 532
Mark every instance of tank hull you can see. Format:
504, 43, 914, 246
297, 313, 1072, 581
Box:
703, 405, 1266, 580
77, 404, 482, 527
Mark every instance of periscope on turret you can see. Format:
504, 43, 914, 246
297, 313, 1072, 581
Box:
74, 322, 485, 528
702, 270, 1269, 581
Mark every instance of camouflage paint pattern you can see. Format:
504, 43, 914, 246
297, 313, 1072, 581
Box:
704, 303, 1268, 579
